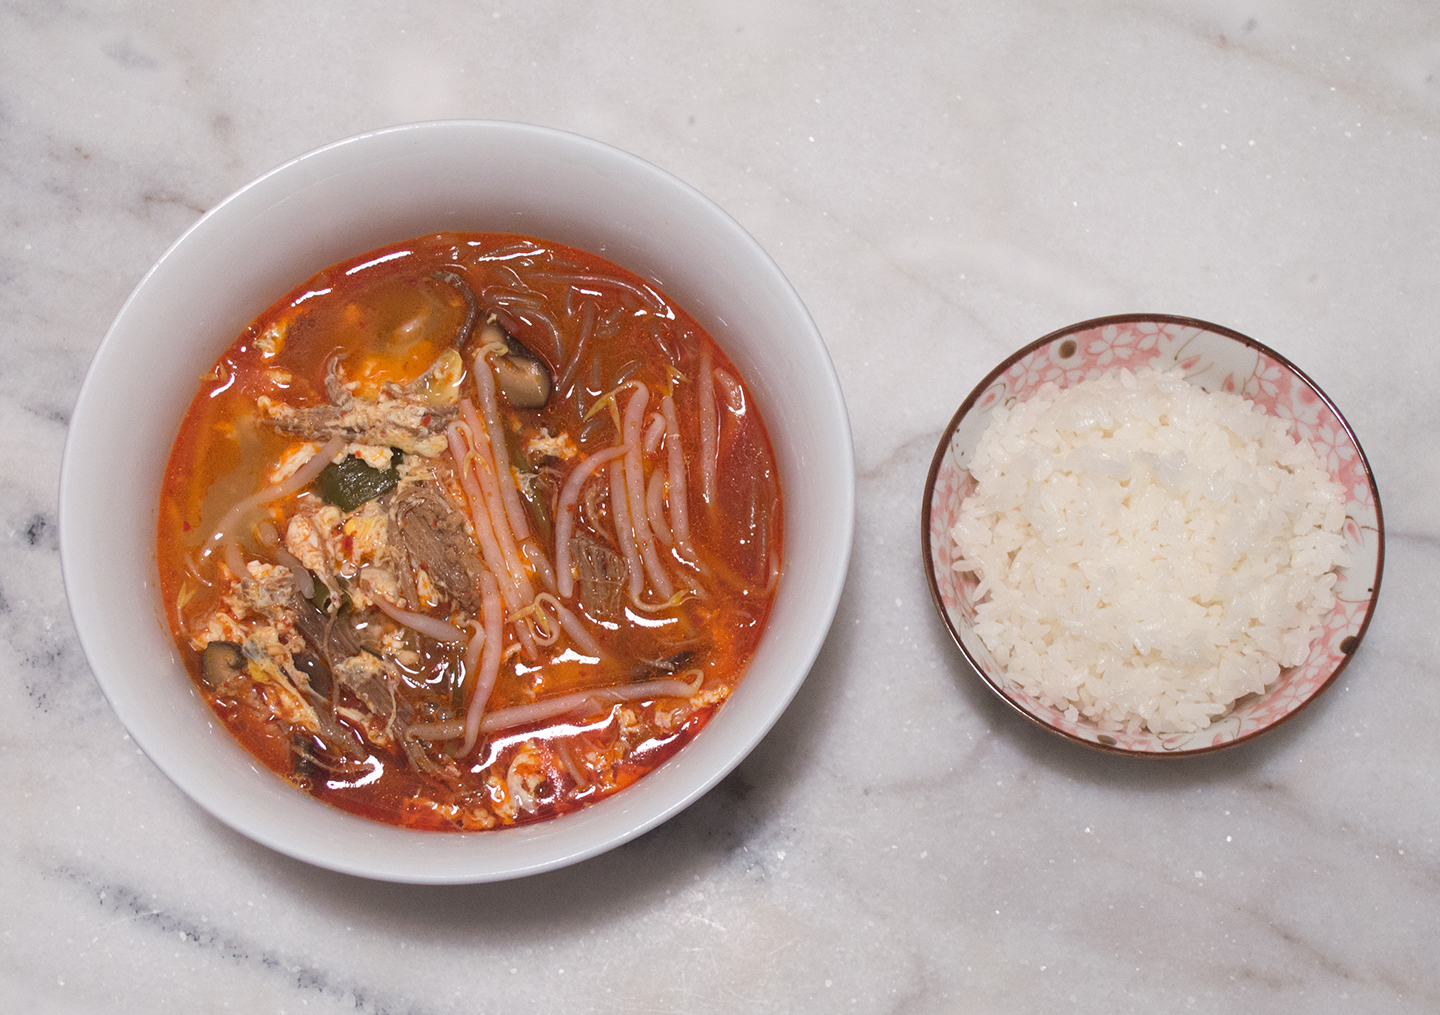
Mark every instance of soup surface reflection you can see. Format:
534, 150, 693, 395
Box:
158, 232, 781, 830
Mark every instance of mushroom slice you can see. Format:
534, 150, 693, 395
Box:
429, 269, 481, 348
200, 640, 247, 691
479, 320, 553, 409
292, 651, 332, 699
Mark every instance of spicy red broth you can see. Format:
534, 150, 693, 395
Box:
157, 232, 781, 830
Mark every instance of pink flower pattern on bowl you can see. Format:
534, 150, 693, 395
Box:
922, 315, 1384, 755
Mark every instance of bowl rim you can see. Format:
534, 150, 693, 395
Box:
920, 312, 1385, 757
59, 120, 856, 879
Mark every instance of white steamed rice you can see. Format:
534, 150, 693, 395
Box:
950, 366, 1350, 735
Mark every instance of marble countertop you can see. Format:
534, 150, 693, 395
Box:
5, 2, 1438, 1012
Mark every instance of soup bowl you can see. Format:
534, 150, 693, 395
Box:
922, 315, 1382, 756
60, 121, 854, 881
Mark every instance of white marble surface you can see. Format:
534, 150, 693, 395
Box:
4, 1, 1438, 1011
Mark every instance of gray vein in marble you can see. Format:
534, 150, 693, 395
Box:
44, 863, 425, 1015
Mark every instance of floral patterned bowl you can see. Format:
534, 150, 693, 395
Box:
921, 315, 1384, 756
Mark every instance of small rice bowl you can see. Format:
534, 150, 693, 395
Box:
950, 366, 1350, 734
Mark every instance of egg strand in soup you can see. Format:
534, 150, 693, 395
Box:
157, 232, 781, 831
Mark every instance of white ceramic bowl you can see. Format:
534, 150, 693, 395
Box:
923, 315, 1383, 756
60, 121, 854, 881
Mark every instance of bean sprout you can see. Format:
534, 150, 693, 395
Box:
369, 588, 466, 644
202, 435, 345, 561
698, 349, 717, 506
643, 412, 666, 455
479, 670, 703, 734
461, 571, 504, 756
273, 545, 315, 599
646, 471, 673, 547
609, 459, 644, 602
554, 445, 631, 599
661, 395, 695, 558
472, 352, 533, 540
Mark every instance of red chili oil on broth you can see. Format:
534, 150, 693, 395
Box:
157, 232, 781, 831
